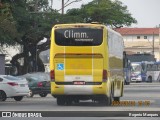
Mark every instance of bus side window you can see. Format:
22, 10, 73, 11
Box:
152, 64, 157, 71
141, 63, 147, 73
158, 65, 160, 71
147, 64, 151, 71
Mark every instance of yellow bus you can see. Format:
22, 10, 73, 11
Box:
50, 23, 124, 106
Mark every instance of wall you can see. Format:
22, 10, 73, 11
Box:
123, 35, 159, 42
123, 34, 160, 61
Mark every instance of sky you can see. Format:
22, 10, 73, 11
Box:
52, 0, 160, 28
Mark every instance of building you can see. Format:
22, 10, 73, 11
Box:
115, 28, 160, 61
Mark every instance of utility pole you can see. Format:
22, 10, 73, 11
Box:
34, 0, 38, 72
51, 0, 53, 9
159, 24, 160, 61
62, 0, 64, 14
35, 0, 38, 12
59, 0, 82, 14
152, 32, 155, 56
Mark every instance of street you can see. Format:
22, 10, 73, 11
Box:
0, 82, 160, 112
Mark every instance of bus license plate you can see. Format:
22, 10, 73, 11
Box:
73, 81, 85, 85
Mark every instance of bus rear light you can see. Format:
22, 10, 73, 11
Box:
103, 70, 108, 82
50, 70, 55, 81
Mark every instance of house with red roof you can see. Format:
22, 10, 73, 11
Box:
115, 28, 160, 61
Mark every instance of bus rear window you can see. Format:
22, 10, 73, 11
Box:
55, 28, 103, 46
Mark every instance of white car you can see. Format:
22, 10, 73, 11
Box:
0, 75, 29, 101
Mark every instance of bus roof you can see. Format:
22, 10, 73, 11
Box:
53, 23, 104, 28
53, 23, 122, 37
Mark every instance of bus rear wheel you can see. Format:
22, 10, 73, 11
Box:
57, 97, 65, 106
65, 97, 73, 105
100, 93, 113, 106
148, 77, 152, 83
126, 82, 130, 85
73, 99, 79, 104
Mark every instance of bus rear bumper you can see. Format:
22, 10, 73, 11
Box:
51, 82, 108, 96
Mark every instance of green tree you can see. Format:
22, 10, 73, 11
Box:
0, 0, 137, 75
11, 0, 62, 75
66, 0, 137, 27
0, 1, 19, 45
0, 0, 61, 75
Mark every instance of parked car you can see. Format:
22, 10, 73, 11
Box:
20, 72, 50, 97
0, 75, 29, 101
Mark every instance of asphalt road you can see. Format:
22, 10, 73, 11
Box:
0, 82, 160, 119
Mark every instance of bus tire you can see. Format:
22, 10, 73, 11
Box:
66, 97, 72, 105
124, 80, 126, 85
126, 82, 130, 85
99, 97, 108, 106
107, 95, 113, 106
98, 95, 111, 106
73, 99, 79, 104
103, 91, 113, 106
148, 77, 152, 83
57, 97, 65, 106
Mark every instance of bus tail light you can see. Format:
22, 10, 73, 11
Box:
50, 70, 55, 81
103, 70, 108, 82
